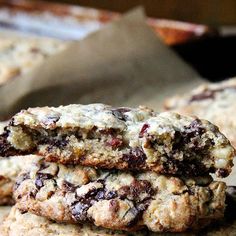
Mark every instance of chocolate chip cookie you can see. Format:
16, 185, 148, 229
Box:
164, 78, 236, 148
1, 104, 234, 177
13, 158, 226, 232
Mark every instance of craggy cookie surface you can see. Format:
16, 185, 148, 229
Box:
1, 104, 235, 177
165, 78, 236, 148
14, 159, 226, 232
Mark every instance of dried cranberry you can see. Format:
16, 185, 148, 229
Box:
106, 137, 123, 148
139, 124, 150, 138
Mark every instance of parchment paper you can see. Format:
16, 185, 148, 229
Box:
0, 8, 204, 119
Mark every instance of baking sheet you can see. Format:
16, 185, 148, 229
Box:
0, 0, 214, 45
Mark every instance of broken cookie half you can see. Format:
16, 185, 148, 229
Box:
0, 104, 235, 177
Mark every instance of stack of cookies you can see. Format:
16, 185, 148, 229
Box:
0, 104, 235, 235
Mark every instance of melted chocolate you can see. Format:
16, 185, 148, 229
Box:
122, 148, 147, 169
0, 130, 31, 157
111, 108, 131, 121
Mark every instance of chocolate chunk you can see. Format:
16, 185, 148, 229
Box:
35, 173, 54, 190
14, 172, 30, 191
118, 180, 155, 201
105, 191, 118, 200
169, 119, 211, 175
19, 209, 28, 214
163, 157, 208, 176
62, 181, 76, 192
84, 186, 104, 199
43, 115, 60, 126
71, 201, 91, 222
126, 207, 140, 227
112, 108, 130, 121
127, 196, 153, 228
71, 180, 120, 223
99, 128, 118, 136
9, 118, 15, 126
29, 189, 38, 198
217, 168, 229, 178
122, 148, 147, 169
95, 190, 118, 200
94, 190, 105, 200
0, 131, 31, 157
47, 137, 68, 148
38, 162, 50, 172
44, 137, 68, 153
186, 119, 205, 136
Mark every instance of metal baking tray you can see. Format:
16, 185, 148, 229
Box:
0, 0, 216, 45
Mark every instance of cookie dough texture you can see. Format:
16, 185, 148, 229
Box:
14, 158, 226, 232
165, 78, 236, 148
0, 36, 65, 85
1, 104, 235, 177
